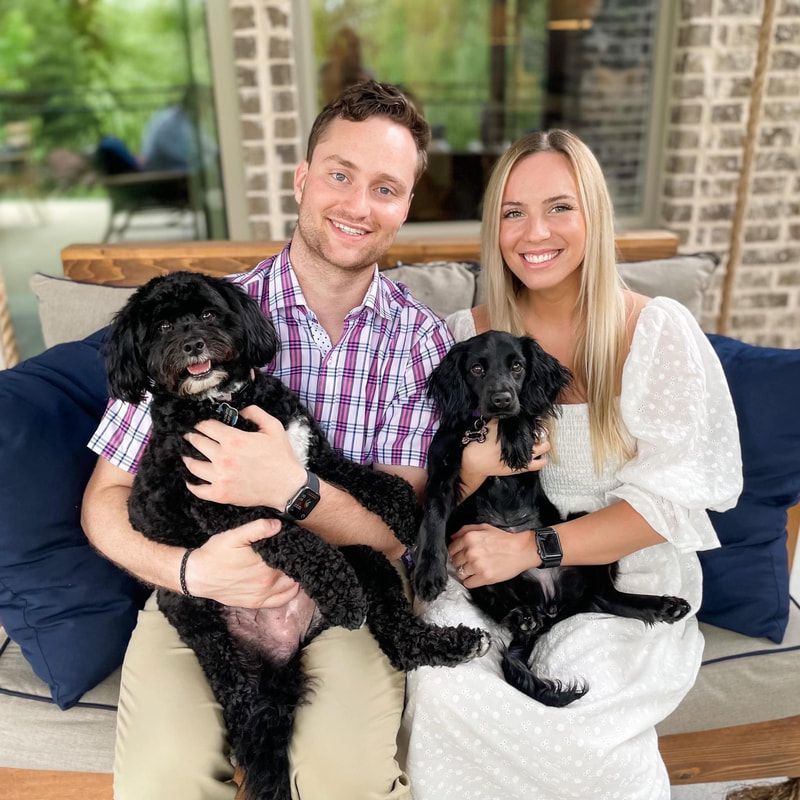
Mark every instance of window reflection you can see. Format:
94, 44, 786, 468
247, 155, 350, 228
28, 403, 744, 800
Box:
311, 0, 661, 221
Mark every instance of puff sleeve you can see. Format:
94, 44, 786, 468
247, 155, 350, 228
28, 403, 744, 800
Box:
606, 297, 742, 553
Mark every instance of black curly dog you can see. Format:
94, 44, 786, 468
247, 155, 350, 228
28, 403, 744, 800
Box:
413, 330, 691, 707
106, 272, 490, 800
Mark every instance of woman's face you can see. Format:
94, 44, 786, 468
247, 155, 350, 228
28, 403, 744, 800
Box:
498, 151, 587, 294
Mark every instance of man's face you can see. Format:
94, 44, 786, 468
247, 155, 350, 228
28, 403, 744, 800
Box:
293, 117, 418, 272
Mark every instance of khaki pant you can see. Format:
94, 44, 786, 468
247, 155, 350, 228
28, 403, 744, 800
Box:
114, 592, 411, 800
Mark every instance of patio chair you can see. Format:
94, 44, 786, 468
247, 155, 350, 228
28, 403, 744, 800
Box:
94, 136, 192, 242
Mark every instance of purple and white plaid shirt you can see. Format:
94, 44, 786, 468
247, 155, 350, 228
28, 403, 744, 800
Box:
88, 243, 454, 473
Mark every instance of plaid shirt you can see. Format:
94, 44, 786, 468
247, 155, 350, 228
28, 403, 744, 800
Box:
88, 243, 454, 473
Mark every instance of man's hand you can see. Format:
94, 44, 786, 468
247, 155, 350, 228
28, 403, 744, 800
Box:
448, 523, 541, 588
183, 518, 300, 608
183, 405, 306, 509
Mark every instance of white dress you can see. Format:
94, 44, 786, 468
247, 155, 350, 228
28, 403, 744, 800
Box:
401, 297, 742, 800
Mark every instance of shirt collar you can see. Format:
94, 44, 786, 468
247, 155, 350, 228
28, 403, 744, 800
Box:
268, 241, 390, 321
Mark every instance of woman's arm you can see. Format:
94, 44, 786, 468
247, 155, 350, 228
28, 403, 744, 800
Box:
458, 418, 551, 501
448, 500, 665, 589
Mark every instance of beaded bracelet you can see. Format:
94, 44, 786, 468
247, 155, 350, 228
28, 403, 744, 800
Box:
180, 547, 196, 597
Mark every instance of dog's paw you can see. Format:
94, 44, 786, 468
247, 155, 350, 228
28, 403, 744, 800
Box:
655, 596, 691, 624
438, 626, 492, 667
504, 607, 543, 635
413, 562, 448, 602
470, 629, 492, 659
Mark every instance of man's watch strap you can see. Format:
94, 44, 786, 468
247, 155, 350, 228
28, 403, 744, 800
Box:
534, 526, 563, 568
284, 469, 321, 521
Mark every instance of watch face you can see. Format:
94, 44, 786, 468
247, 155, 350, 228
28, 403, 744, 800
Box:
289, 487, 321, 519
537, 531, 562, 559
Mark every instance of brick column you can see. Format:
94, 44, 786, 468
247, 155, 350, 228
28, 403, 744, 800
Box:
231, 0, 302, 240
661, 0, 800, 346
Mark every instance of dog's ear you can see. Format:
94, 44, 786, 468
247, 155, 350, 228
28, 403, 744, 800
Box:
427, 340, 473, 423
106, 288, 151, 403
212, 279, 278, 368
520, 336, 572, 412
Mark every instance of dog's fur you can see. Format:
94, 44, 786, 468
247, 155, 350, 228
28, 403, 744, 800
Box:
414, 330, 691, 707
106, 272, 489, 800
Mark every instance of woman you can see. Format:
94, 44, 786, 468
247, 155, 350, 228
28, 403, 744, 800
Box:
401, 130, 742, 800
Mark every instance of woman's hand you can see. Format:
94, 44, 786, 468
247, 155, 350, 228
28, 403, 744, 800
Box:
459, 419, 550, 499
448, 523, 541, 588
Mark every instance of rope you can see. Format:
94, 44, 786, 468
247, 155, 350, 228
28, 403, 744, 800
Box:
717, 0, 777, 334
0, 267, 20, 369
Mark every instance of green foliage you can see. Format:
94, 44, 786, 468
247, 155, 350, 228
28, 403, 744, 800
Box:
0, 0, 188, 158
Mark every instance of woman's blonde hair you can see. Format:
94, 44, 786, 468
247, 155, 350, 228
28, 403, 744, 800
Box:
481, 129, 632, 470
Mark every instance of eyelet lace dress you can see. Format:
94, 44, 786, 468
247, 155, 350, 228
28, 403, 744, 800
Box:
400, 297, 742, 800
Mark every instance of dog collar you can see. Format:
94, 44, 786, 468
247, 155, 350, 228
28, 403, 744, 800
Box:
210, 381, 255, 427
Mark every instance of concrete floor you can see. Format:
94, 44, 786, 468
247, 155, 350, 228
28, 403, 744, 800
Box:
0, 198, 796, 799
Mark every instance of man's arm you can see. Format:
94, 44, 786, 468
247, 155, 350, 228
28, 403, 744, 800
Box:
183, 407, 420, 561
81, 457, 301, 607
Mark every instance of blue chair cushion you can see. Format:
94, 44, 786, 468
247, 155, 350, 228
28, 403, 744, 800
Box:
701, 334, 800, 643
0, 329, 147, 709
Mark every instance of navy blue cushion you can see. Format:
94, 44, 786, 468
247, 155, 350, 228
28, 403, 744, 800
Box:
701, 335, 800, 643
0, 330, 147, 708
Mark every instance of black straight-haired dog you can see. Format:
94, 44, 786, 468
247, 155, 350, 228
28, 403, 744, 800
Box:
413, 330, 690, 707
106, 271, 489, 800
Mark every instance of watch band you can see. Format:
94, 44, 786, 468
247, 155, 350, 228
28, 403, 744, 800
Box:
534, 526, 563, 568
284, 469, 321, 520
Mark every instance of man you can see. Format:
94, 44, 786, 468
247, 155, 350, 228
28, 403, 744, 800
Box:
82, 81, 446, 800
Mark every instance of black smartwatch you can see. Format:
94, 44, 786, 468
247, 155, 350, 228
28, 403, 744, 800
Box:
285, 470, 321, 520
534, 527, 563, 568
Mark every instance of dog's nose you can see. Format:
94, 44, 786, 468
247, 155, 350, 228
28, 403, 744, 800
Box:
183, 338, 205, 355
490, 390, 513, 408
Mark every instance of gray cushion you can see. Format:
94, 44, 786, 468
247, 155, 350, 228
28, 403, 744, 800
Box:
475, 253, 719, 324
30, 273, 135, 349
617, 252, 719, 323
30, 262, 480, 349
0, 629, 118, 772
383, 261, 479, 319
657, 600, 800, 736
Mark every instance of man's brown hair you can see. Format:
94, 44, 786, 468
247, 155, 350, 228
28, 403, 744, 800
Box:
306, 80, 431, 182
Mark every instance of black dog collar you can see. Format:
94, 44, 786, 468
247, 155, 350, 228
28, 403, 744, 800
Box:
211, 381, 256, 427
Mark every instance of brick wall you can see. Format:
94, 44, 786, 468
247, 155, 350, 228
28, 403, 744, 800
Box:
231, 0, 302, 240
662, 0, 800, 346
228, 1, 800, 345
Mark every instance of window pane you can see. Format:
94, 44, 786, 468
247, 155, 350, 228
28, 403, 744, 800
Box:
311, 0, 661, 221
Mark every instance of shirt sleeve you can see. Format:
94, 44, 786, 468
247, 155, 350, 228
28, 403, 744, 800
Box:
371, 317, 454, 468
445, 308, 477, 342
606, 297, 743, 553
87, 395, 154, 474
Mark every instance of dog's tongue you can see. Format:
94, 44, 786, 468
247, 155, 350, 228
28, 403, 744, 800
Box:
187, 360, 212, 376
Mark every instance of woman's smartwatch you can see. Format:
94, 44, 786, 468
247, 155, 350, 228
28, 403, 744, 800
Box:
534, 527, 563, 568
285, 470, 321, 520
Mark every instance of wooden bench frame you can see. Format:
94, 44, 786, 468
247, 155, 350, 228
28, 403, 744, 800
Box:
4, 230, 798, 798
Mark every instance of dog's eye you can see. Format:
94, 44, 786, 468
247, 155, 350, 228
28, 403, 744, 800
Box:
200, 310, 215, 321
158, 321, 172, 333
511, 361, 524, 374
469, 364, 485, 377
